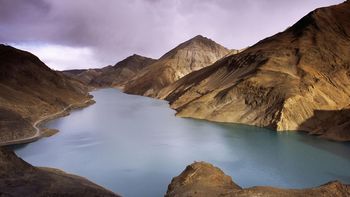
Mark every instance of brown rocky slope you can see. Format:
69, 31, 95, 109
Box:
0, 45, 93, 145
166, 162, 350, 197
124, 35, 230, 97
163, 1, 350, 141
63, 54, 156, 89
0, 147, 119, 197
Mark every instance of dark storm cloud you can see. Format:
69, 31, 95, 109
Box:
0, 0, 49, 23
0, 0, 344, 69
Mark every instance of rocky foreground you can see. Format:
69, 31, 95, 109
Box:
162, 1, 350, 141
166, 162, 350, 197
0, 147, 119, 197
1, 147, 349, 197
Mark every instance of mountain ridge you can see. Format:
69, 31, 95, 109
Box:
162, 1, 350, 141
123, 35, 231, 97
0, 44, 92, 144
63, 54, 156, 89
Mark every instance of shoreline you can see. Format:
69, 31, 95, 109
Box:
173, 112, 350, 142
0, 99, 95, 146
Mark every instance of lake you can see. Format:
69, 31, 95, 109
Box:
13, 88, 350, 197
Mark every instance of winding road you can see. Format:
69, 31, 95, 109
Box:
0, 99, 92, 146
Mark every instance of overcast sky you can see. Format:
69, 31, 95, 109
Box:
0, 0, 344, 70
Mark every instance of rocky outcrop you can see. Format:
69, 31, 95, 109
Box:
0, 147, 119, 197
0, 45, 93, 145
166, 162, 350, 197
63, 54, 156, 89
124, 35, 230, 97
163, 1, 350, 141
166, 162, 241, 197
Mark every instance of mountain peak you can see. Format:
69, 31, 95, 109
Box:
191, 34, 206, 40
114, 54, 155, 67
162, 1, 350, 141
124, 35, 230, 97
187, 35, 216, 45
160, 35, 228, 60
130, 53, 143, 58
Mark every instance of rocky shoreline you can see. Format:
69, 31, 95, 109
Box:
0, 147, 120, 197
1, 148, 349, 197
166, 162, 350, 197
0, 98, 95, 146
1, 1, 350, 196
161, 1, 350, 142
62, 1, 350, 143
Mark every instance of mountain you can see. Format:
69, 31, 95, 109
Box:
63, 54, 156, 89
163, 1, 350, 141
166, 162, 350, 197
0, 147, 120, 196
123, 35, 230, 97
64, 35, 230, 97
0, 45, 92, 145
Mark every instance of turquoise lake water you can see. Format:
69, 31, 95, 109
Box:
13, 88, 350, 197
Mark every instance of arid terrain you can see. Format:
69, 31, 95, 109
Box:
0, 45, 93, 145
63, 54, 156, 89
67, 35, 231, 97
1, 1, 350, 196
65, 2, 350, 142
0, 147, 119, 197
123, 35, 230, 97
166, 162, 350, 197
162, 1, 350, 141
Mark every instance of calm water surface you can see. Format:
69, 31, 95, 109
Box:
13, 89, 350, 197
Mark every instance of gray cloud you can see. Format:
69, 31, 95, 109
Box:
0, 0, 344, 69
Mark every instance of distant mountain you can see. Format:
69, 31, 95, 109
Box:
163, 1, 350, 141
123, 35, 230, 97
0, 45, 92, 144
63, 54, 156, 89
63, 67, 108, 87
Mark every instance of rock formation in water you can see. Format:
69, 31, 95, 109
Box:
0, 147, 120, 197
63, 54, 156, 89
0, 45, 93, 145
165, 162, 350, 197
123, 35, 230, 97
163, 1, 350, 141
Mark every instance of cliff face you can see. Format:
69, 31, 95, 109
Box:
166, 162, 350, 197
0, 147, 119, 197
124, 35, 230, 97
63, 54, 156, 89
164, 1, 350, 141
0, 45, 92, 144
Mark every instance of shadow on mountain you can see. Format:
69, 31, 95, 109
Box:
298, 109, 350, 141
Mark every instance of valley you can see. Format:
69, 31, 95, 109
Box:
1, 1, 350, 197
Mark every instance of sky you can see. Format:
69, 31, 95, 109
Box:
0, 0, 344, 70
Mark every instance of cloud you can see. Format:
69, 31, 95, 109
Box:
12, 43, 101, 70
0, 0, 344, 70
